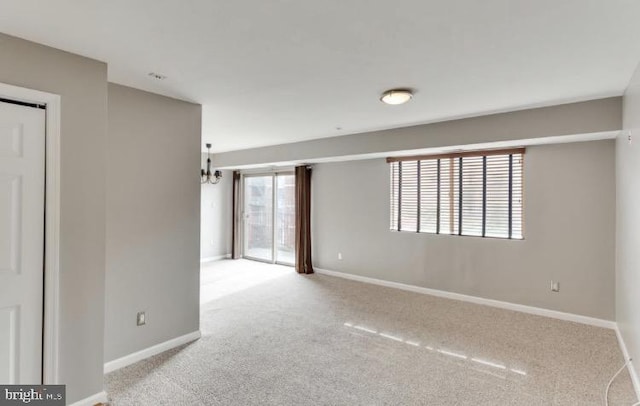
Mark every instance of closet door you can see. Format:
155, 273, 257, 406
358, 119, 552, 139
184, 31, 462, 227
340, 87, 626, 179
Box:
0, 100, 45, 383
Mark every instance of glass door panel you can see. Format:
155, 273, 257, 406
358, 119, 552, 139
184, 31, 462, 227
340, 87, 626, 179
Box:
275, 174, 295, 265
244, 176, 273, 262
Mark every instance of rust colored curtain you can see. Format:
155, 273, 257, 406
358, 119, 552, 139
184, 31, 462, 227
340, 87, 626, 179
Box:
295, 166, 313, 274
231, 171, 242, 259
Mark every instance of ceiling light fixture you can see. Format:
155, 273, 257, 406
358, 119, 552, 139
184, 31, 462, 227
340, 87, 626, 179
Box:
380, 89, 413, 105
201, 143, 222, 184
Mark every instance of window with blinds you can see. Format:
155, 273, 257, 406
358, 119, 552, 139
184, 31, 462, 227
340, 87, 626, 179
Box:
389, 149, 524, 239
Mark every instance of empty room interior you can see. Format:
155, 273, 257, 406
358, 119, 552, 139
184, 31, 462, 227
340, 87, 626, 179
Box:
1, 1, 640, 405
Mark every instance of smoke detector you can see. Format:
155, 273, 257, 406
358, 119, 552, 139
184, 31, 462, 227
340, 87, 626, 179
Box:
148, 72, 167, 80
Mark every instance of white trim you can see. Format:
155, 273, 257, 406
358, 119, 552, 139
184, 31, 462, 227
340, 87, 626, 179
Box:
313, 268, 616, 330
200, 254, 231, 263
0, 83, 62, 384
104, 330, 201, 374
615, 326, 640, 399
43, 94, 61, 385
68, 391, 108, 406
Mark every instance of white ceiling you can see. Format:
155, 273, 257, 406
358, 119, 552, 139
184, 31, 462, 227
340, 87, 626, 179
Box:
1, 1, 639, 153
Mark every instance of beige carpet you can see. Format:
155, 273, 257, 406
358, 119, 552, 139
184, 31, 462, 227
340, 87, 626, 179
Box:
105, 259, 637, 405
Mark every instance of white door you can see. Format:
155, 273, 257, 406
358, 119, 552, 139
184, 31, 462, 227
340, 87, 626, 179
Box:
0, 100, 45, 384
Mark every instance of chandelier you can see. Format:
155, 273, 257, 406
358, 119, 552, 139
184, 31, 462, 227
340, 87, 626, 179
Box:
201, 143, 222, 184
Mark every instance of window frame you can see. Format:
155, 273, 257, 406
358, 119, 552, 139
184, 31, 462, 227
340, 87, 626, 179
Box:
388, 148, 525, 240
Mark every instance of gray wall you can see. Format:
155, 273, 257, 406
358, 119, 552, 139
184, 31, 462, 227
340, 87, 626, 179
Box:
312, 140, 616, 320
618, 65, 640, 384
213, 97, 621, 168
105, 83, 201, 362
200, 167, 232, 260
0, 34, 107, 402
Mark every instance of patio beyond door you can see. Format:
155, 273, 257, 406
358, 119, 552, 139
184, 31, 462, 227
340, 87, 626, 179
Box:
243, 173, 295, 265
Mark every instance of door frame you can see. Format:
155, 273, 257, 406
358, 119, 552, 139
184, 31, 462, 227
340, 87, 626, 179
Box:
240, 170, 295, 266
0, 83, 61, 384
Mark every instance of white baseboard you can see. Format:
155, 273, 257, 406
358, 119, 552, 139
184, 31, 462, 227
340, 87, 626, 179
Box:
313, 268, 616, 330
104, 330, 201, 374
200, 254, 231, 263
68, 390, 108, 406
615, 326, 640, 400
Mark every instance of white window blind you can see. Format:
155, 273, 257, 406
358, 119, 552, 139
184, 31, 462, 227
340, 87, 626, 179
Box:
389, 149, 524, 239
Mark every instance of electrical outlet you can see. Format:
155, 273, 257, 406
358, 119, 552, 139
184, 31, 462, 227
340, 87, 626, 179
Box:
137, 311, 146, 326
338, 252, 343, 260
551, 281, 560, 293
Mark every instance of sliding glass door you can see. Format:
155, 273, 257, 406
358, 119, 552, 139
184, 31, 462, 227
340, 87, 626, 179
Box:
275, 175, 295, 265
243, 173, 295, 265
244, 175, 274, 262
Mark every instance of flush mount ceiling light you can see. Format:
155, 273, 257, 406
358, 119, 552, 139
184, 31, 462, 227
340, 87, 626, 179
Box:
380, 89, 413, 105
